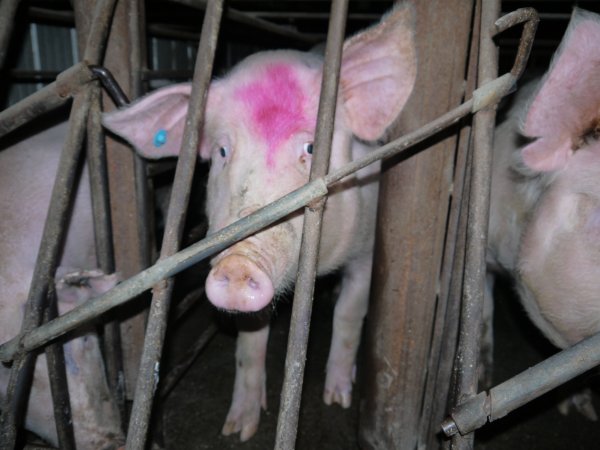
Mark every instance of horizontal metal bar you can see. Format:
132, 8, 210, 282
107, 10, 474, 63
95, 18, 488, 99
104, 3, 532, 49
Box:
0, 62, 95, 139
0, 68, 518, 363
442, 329, 600, 437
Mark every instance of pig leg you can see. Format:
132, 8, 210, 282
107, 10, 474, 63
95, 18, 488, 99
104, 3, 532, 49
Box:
222, 326, 269, 441
323, 255, 371, 408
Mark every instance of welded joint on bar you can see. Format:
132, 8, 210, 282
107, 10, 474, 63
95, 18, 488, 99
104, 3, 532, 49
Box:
54, 62, 97, 98
471, 73, 516, 113
441, 392, 490, 437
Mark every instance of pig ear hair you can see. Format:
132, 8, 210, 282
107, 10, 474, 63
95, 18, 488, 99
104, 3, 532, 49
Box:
102, 83, 192, 159
339, 4, 417, 141
521, 8, 600, 172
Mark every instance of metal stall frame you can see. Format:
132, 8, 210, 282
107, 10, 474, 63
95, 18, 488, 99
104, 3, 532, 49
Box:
1, 2, 589, 449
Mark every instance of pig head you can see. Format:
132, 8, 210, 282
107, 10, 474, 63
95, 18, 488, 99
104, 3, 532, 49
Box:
488, 8, 600, 352
103, 6, 417, 313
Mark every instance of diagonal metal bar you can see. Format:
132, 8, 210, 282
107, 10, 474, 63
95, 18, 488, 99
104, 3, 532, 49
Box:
0, 71, 518, 365
124, 1, 224, 448
275, 0, 348, 448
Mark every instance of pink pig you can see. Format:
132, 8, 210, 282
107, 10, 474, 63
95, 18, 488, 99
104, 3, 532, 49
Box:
0, 123, 124, 449
488, 8, 600, 413
103, 5, 416, 441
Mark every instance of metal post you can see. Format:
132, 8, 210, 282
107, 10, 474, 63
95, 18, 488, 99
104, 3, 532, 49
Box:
275, 1, 348, 448
125, 1, 224, 448
452, 2, 500, 449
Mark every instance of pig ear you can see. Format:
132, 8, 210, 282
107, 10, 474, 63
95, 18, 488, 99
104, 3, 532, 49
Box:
339, 4, 417, 141
521, 8, 600, 172
102, 83, 192, 159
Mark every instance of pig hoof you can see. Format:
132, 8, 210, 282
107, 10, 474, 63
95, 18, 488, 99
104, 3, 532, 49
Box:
558, 389, 598, 421
221, 387, 266, 441
323, 364, 355, 408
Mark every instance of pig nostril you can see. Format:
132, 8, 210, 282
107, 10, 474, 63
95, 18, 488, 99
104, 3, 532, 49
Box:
248, 278, 259, 290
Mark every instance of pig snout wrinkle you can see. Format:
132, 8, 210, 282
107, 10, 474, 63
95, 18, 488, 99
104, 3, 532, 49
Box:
206, 254, 274, 312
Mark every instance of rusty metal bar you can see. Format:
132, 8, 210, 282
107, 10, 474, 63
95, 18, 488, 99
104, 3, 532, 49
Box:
87, 83, 128, 430
0, 70, 518, 364
275, 1, 348, 448
125, 1, 224, 448
452, 2, 501, 448
451, 7, 539, 449
0, 0, 20, 69
442, 328, 600, 437
44, 288, 76, 450
170, 0, 321, 45
0, 62, 94, 139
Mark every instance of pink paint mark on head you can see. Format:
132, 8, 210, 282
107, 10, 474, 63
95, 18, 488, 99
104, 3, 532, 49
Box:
236, 63, 313, 168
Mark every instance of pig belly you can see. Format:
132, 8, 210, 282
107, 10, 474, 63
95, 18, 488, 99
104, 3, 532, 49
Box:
518, 170, 600, 348
0, 123, 122, 449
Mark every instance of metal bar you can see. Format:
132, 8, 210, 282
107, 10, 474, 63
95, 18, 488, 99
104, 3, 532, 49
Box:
0, 71, 518, 364
125, 1, 224, 448
442, 328, 600, 437
44, 287, 76, 450
0, 85, 94, 450
169, 0, 321, 45
0, 0, 20, 69
452, 2, 500, 448
0, 62, 94, 139
275, 1, 348, 448
87, 83, 127, 430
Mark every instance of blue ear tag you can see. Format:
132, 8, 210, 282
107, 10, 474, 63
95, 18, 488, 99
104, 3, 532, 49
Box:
153, 129, 168, 147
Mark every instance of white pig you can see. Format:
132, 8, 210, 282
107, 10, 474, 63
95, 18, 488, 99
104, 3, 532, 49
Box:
103, 5, 417, 441
487, 8, 600, 414
0, 122, 124, 449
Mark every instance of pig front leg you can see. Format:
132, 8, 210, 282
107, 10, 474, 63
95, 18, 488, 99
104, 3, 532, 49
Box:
323, 255, 371, 408
222, 326, 269, 441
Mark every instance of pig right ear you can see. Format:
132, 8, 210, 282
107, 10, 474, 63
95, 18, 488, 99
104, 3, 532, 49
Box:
521, 8, 600, 172
339, 4, 417, 141
102, 83, 192, 159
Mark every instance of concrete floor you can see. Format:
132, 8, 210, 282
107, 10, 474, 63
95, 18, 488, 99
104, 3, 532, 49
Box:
160, 274, 600, 450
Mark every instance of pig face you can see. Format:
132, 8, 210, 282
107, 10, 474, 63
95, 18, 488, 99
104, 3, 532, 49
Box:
103, 5, 417, 313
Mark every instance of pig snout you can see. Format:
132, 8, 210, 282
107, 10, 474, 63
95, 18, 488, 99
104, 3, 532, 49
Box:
206, 254, 274, 312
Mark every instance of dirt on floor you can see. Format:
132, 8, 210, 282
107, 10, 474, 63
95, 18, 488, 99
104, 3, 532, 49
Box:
160, 275, 600, 450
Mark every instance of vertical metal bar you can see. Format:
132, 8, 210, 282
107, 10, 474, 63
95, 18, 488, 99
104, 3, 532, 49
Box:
0, 0, 20, 69
125, 2, 224, 448
418, 3, 482, 447
87, 83, 128, 429
452, 1, 500, 449
0, 85, 93, 450
44, 287, 76, 450
275, 1, 348, 448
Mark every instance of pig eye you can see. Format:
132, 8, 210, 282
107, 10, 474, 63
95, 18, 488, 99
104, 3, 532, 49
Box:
219, 146, 229, 158
303, 142, 313, 155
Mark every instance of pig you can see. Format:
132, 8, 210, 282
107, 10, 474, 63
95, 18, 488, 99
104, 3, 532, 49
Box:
0, 122, 124, 449
487, 8, 600, 415
103, 4, 417, 441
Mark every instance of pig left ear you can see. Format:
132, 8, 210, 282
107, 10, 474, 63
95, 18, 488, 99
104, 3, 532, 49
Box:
102, 83, 192, 159
521, 8, 600, 172
339, 4, 417, 141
